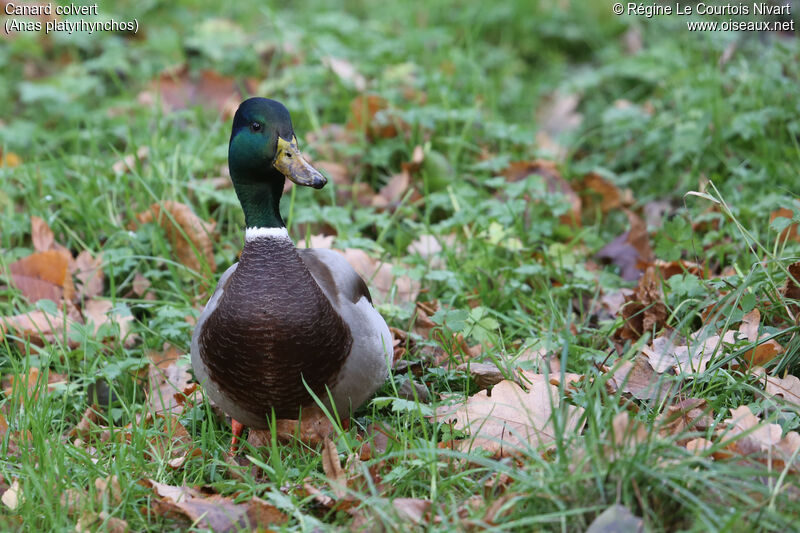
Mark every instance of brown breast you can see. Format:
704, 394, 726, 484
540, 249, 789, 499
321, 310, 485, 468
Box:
199, 237, 352, 420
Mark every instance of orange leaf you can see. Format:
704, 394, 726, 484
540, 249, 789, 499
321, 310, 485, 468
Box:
8, 250, 75, 302
136, 201, 216, 273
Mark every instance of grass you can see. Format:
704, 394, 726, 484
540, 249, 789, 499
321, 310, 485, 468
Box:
1, 0, 799, 530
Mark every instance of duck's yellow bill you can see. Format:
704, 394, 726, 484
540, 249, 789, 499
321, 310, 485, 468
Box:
273, 136, 326, 189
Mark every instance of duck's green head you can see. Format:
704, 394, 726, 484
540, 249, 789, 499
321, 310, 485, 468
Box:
228, 98, 326, 228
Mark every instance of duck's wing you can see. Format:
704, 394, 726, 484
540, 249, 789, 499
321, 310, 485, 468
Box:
298, 248, 390, 416
190, 262, 238, 377
298, 248, 373, 305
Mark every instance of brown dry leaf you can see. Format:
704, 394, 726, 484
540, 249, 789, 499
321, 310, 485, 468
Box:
69, 405, 102, 440
596, 210, 653, 281
371, 170, 411, 209
83, 300, 135, 346
435, 372, 584, 457
604, 355, 675, 400
601, 411, 648, 463
392, 498, 432, 525
2, 366, 68, 405
131, 273, 152, 299
457, 362, 507, 390
73, 250, 104, 301
323, 56, 367, 91
150, 414, 202, 469
685, 437, 714, 455
0, 306, 81, 348
339, 248, 419, 305
136, 201, 217, 273
743, 338, 784, 368
738, 309, 783, 368
586, 504, 644, 533
147, 346, 197, 416
145, 479, 287, 531
575, 172, 633, 214
75, 511, 128, 533
658, 398, 714, 438
739, 309, 760, 343
770, 208, 800, 243
502, 160, 581, 226
31, 215, 55, 252
644, 330, 736, 375
783, 261, 800, 301
723, 406, 800, 470
599, 288, 634, 317
139, 66, 255, 118
321, 438, 348, 500
756, 369, 800, 408
616, 266, 667, 341
247, 404, 336, 448
347, 94, 405, 139
7, 249, 75, 303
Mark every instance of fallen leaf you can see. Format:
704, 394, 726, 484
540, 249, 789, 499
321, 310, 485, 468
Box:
606, 411, 648, 461
604, 355, 675, 400
596, 210, 653, 281
644, 330, 736, 375
321, 438, 348, 500
756, 369, 800, 408
723, 406, 800, 470
7, 250, 75, 302
112, 146, 150, 175
616, 266, 667, 341
435, 372, 584, 457
69, 405, 102, 440
586, 504, 644, 533
347, 94, 404, 140
576, 172, 633, 214
31, 215, 54, 252
685, 437, 714, 455
135, 201, 217, 274
502, 160, 581, 226
743, 338, 784, 368
391, 498, 431, 524
147, 346, 197, 416
0, 306, 81, 348
94, 476, 123, 506
83, 300, 135, 345
247, 405, 336, 448
658, 398, 714, 438
1, 480, 20, 511
75, 511, 128, 533
323, 56, 367, 91
770, 208, 800, 243
73, 250, 104, 301
339, 248, 419, 305
146, 480, 287, 531
139, 66, 255, 118
457, 362, 507, 390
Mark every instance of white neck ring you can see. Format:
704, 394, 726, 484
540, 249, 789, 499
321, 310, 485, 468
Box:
245, 226, 291, 242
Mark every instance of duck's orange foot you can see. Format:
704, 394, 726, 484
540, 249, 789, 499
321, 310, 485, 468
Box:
229, 419, 245, 454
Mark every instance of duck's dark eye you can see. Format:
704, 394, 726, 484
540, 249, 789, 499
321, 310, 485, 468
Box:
250, 122, 262, 132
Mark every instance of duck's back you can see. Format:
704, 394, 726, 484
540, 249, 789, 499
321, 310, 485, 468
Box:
194, 235, 352, 427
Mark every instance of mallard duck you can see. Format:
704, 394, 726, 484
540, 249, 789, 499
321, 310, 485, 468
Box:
191, 98, 391, 447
